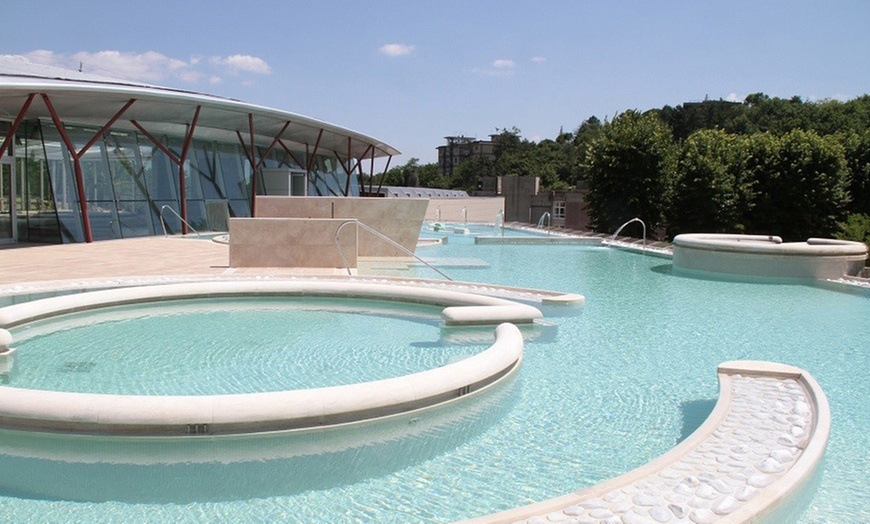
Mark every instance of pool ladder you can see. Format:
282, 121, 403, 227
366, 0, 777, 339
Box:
160, 205, 201, 237
335, 219, 453, 281
607, 217, 647, 252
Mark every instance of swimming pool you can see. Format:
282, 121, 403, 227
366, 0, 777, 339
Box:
0, 237, 868, 522
7, 297, 482, 394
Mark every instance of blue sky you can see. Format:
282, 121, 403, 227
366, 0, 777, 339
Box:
5, 1, 869, 166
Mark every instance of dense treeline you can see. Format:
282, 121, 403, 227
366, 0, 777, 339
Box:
382, 94, 870, 243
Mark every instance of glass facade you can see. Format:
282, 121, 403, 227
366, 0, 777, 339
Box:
4, 120, 357, 243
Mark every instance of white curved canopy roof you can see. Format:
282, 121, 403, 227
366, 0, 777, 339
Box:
0, 56, 400, 159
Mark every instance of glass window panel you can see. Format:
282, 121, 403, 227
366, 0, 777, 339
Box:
216, 143, 250, 201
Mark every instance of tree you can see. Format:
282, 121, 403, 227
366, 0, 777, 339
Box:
583, 110, 677, 234
667, 130, 748, 236
840, 129, 870, 215
746, 130, 850, 240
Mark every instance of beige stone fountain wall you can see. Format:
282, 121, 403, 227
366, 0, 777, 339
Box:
228, 196, 428, 268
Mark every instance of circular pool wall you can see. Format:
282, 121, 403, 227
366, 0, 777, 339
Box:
0, 281, 531, 436
672, 233, 868, 279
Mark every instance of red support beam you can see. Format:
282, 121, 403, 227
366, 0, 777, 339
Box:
131, 120, 181, 163
306, 129, 323, 173
0, 93, 36, 162
276, 139, 305, 171
41, 94, 93, 243
38, 94, 136, 243
247, 114, 258, 215
255, 120, 292, 170
176, 105, 201, 234
343, 137, 352, 196
375, 155, 392, 196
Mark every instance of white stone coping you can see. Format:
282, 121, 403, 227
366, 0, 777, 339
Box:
673, 233, 867, 258
0, 280, 542, 328
0, 274, 586, 307
461, 361, 830, 524
0, 281, 530, 436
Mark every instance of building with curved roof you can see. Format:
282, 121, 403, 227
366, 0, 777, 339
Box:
0, 56, 400, 243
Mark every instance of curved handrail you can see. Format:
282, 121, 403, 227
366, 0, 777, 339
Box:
335, 220, 452, 281
608, 217, 646, 251
536, 212, 551, 237
160, 205, 200, 237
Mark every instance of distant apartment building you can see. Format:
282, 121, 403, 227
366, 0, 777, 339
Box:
436, 136, 496, 177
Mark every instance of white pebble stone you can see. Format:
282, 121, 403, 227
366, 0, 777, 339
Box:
730, 444, 749, 455
688, 497, 708, 509
659, 469, 681, 480
611, 501, 633, 513
581, 501, 608, 510
563, 505, 584, 516
735, 485, 759, 501
525, 517, 548, 524
777, 434, 798, 447
601, 517, 622, 524
674, 483, 694, 496
649, 505, 673, 522
770, 449, 794, 463
710, 478, 732, 494
696, 485, 717, 500
793, 401, 810, 416
683, 476, 701, 487
603, 492, 624, 503
663, 492, 688, 504
689, 508, 718, 524
668, 504, 687, 519
590, 508, 614, 519
791, 425, 806, 438
633, 494, 659, 506
621, 511, 655, 524
711, 495, 739, 515
747, 474, 774, 488
543, 512, 570, 522
758, 457, 785, 473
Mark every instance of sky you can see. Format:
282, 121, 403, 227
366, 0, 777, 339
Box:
4, 1, 869, 167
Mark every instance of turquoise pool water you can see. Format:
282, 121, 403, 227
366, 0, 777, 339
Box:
7, 298, 482, 394
0, 237, 868, 522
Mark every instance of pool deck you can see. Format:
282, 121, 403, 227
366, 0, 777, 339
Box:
0, 236, 833, 523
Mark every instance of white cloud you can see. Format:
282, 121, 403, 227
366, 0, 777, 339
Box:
214, 54, 272, 74
726, 92, 741, 102
379, 43, 415, 57
472, 58, 517, 77
531, 56, 547, 63
11, 49, 273, 88
70, 50, 188, 82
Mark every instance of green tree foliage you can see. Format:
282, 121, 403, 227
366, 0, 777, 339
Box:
746, 130, 849, 241
667, 130, 749, 236
835, 213, 870, 247
840, 129, 870, 215
583, 110, 677, 233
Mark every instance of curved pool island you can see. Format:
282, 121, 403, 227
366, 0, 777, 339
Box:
0, 281, 534, 436
672, 234, 868, 279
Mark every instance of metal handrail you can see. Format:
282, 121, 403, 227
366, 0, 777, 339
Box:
160, 205, 201, 237
607, 217, 646, 252
536, 212, 551, 237
335, 219, 452, 280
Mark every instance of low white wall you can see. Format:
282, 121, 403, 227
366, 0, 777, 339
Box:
673, 234, 868, 279
425, 197, 505, 223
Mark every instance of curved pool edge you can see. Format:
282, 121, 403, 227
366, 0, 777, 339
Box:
0, 281, 531, 436
460, 361, 831, 524
673, 233, 868, 279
